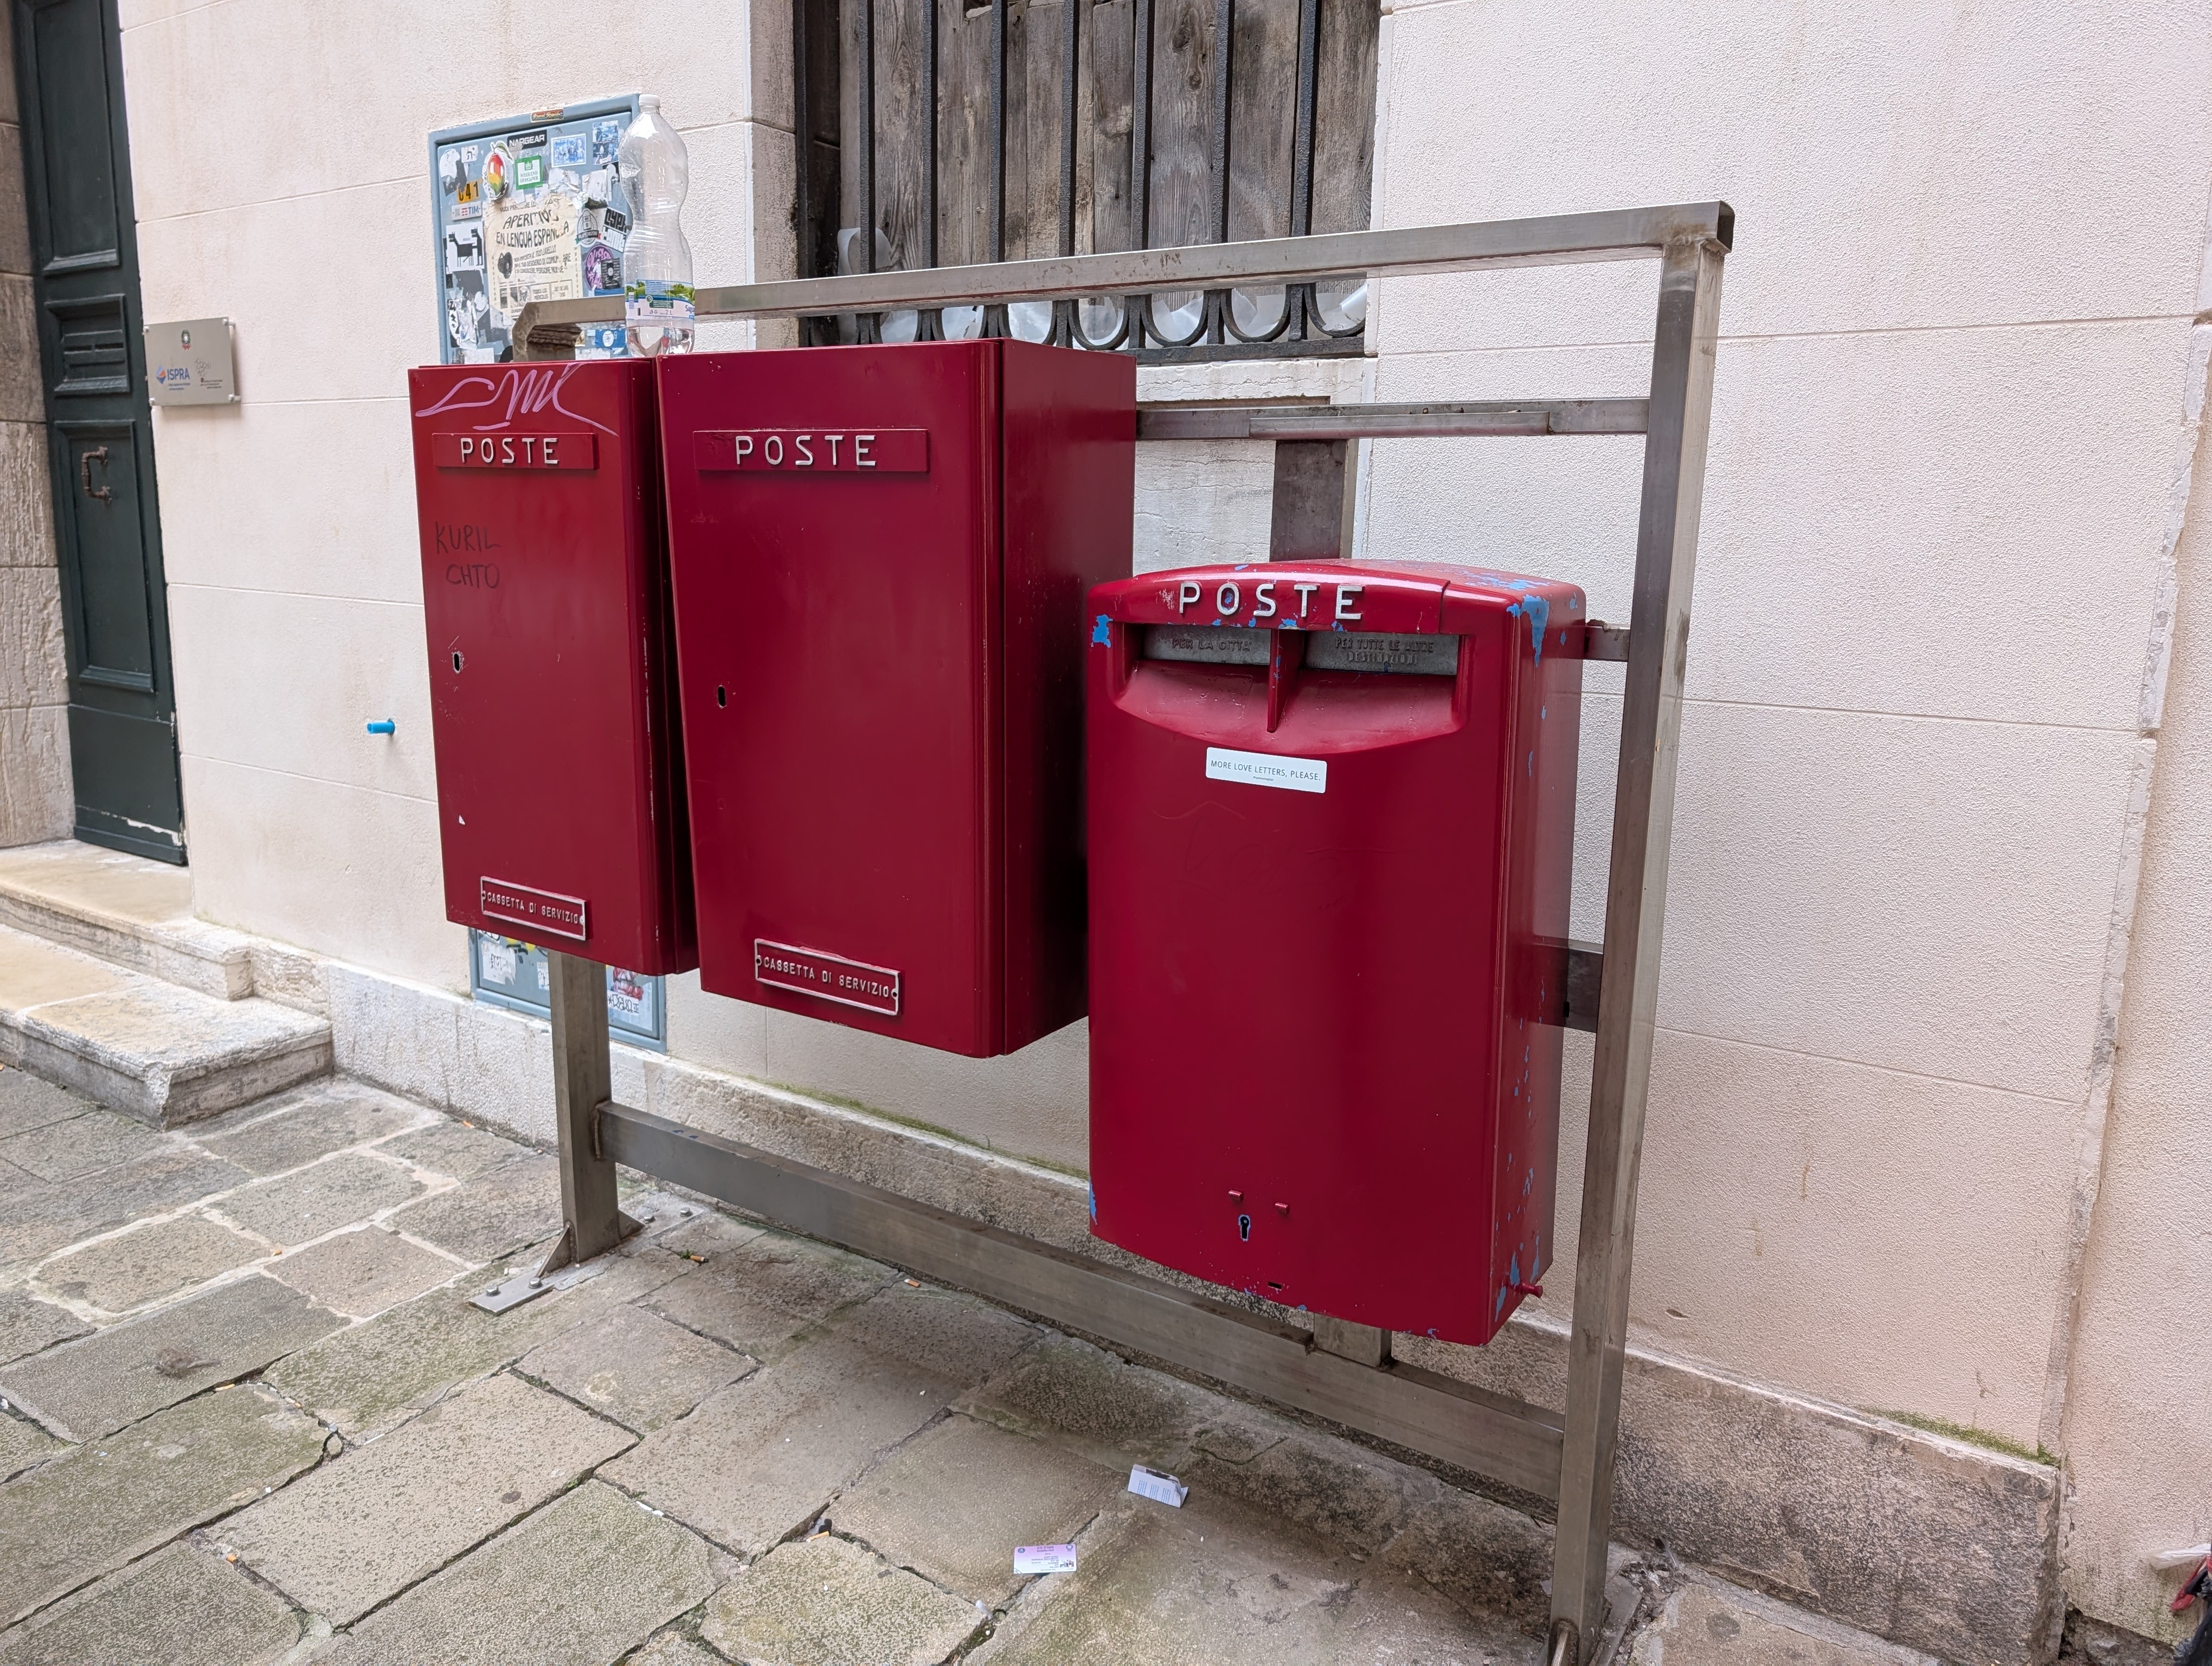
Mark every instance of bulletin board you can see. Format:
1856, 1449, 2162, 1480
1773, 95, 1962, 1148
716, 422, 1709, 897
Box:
427, 95, 638, 364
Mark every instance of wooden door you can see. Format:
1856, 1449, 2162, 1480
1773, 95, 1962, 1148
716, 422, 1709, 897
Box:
14, 0, 184, 861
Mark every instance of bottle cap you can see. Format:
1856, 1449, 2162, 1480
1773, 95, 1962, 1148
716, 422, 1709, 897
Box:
639, 93, 661, 111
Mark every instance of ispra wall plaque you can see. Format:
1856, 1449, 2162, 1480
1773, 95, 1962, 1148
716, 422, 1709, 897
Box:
145, 318, 236, 405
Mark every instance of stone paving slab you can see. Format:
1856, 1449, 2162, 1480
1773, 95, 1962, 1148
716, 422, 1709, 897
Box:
1378, 1476, 1558, 1632
1629, 1575, 1939, 1666
386, 1155, 564, 1265
621, 1633, 725, 1666
37, 1213, 269, 1312
224, 1370, 634, 1625
827, 1280, 1039, 1387
0, 1540, 299, 1666
964, 1331, 1271, 1473
602, 1328, 963, 1555
266, 1225, 464, 1319
215, 1151, 425, 1247
0, 1409, 61, 1482
377, 1118, 528, 1182
317, 1481, 720, 1666
0, 1148, 249, 1269
835, 1412, 1124, 1605
1182, 1424, 1448, 1559
703, 1533, 982, 1666
0, 1290, 88, 1367
973, 1489, 1533, 1666
0, 1107, 164, 1181
517, 1304, 752, 1433
647, 1204, 767, 1255
0, 1273, 345, 1443
266, 1243, 693, 1437
642, 1228, 895, 1361
195, 1082, 431, 1177
0, 1066, 93, 1140
0, 1383, 327, 1626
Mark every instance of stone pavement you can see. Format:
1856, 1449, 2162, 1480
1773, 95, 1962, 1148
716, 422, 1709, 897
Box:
0, 1061, 1935, 1666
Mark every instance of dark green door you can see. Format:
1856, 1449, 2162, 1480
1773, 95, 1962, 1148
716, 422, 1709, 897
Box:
13, 0, 183, 862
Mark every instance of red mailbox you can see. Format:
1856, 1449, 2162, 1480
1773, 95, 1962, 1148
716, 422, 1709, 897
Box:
407, 360, 695, 977
658, 340, 1134, 1057
1084, 560, 1585, 1343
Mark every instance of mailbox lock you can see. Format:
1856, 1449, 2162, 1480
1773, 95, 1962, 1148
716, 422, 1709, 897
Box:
1237, 1214, 1252, 1242
452, 650, 465, 672
715, 684, 727, 708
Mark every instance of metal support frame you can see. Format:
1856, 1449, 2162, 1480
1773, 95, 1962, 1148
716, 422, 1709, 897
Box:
522, 204, 1729, 1665
537, 950, 639, 1275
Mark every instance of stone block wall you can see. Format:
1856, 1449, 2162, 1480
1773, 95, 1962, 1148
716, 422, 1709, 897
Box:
0, 16, 69, 847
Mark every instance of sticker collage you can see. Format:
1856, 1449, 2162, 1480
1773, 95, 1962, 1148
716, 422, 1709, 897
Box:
436, 107, 634, 364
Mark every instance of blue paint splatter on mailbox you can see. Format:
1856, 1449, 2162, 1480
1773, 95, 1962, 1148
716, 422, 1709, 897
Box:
1091, 614, 1113, 645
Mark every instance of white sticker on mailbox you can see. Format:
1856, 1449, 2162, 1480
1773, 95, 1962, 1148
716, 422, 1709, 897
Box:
1205, 747, 1326, 794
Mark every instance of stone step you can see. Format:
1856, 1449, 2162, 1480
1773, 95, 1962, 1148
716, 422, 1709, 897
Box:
0, 924, 330, 1127
0, 841, 258, 1002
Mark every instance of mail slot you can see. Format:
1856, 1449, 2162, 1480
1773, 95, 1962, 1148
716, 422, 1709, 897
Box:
1084, 560, 1585, 1343
407, 359, 696, 976
658, 340, 1134, 1056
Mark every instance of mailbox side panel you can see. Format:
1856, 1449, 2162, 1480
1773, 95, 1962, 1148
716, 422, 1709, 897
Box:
659, 344, 1002, 1055
1488, 581, 1583, 1316
408, 360, 695, 977
998, 342, 1136, 1052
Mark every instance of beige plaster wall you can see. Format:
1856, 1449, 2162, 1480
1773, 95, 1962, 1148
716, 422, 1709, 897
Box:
0, 16, 71, 847
1345, 0, 2212, 1631
112, 0, 2212, 1633
2059, 361, 2212, 1641
116, 0, 794, 978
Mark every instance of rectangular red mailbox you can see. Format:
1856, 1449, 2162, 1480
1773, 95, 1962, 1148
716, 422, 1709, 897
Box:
407, 359, 695, 977
1085, 560, 1585, 1344
658, 340, 1134, 1056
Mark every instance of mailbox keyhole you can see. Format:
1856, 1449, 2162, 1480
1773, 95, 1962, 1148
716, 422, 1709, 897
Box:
1237, 1213, 1251, 1242
452, 651, 465, 672
715, 684, 727, 708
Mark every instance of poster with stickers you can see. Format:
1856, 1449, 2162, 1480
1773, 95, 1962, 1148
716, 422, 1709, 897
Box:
427, 96, 638, 365
429, 95, 668, 1046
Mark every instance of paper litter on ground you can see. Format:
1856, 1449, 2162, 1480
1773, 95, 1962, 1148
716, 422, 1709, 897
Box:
1127, 1464, 1188, 1507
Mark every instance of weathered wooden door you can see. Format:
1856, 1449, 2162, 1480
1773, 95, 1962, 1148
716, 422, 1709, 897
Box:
808, 0, 1378, 353
12, 0, 184, 861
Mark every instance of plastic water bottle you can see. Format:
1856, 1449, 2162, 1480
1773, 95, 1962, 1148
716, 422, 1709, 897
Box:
618, 95, 695, 356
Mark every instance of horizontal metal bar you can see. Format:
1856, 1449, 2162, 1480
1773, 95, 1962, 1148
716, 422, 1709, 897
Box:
601, 1101, 1566, 1498
1583, 622, 1631, 662
1138, 399, 1648, 441
512, 203, 1733, 336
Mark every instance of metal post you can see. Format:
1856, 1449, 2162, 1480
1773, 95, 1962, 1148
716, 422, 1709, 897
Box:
1548, 232, 1726, 1663
538, 950, 638, 1274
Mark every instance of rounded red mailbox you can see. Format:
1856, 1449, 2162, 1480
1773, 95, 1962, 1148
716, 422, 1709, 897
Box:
1085, 560, 1585, 1344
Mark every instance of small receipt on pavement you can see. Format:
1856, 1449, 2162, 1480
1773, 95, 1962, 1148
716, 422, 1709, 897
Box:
1127, 1464, 1188, 1507
1014, 1543, 1079, 1575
